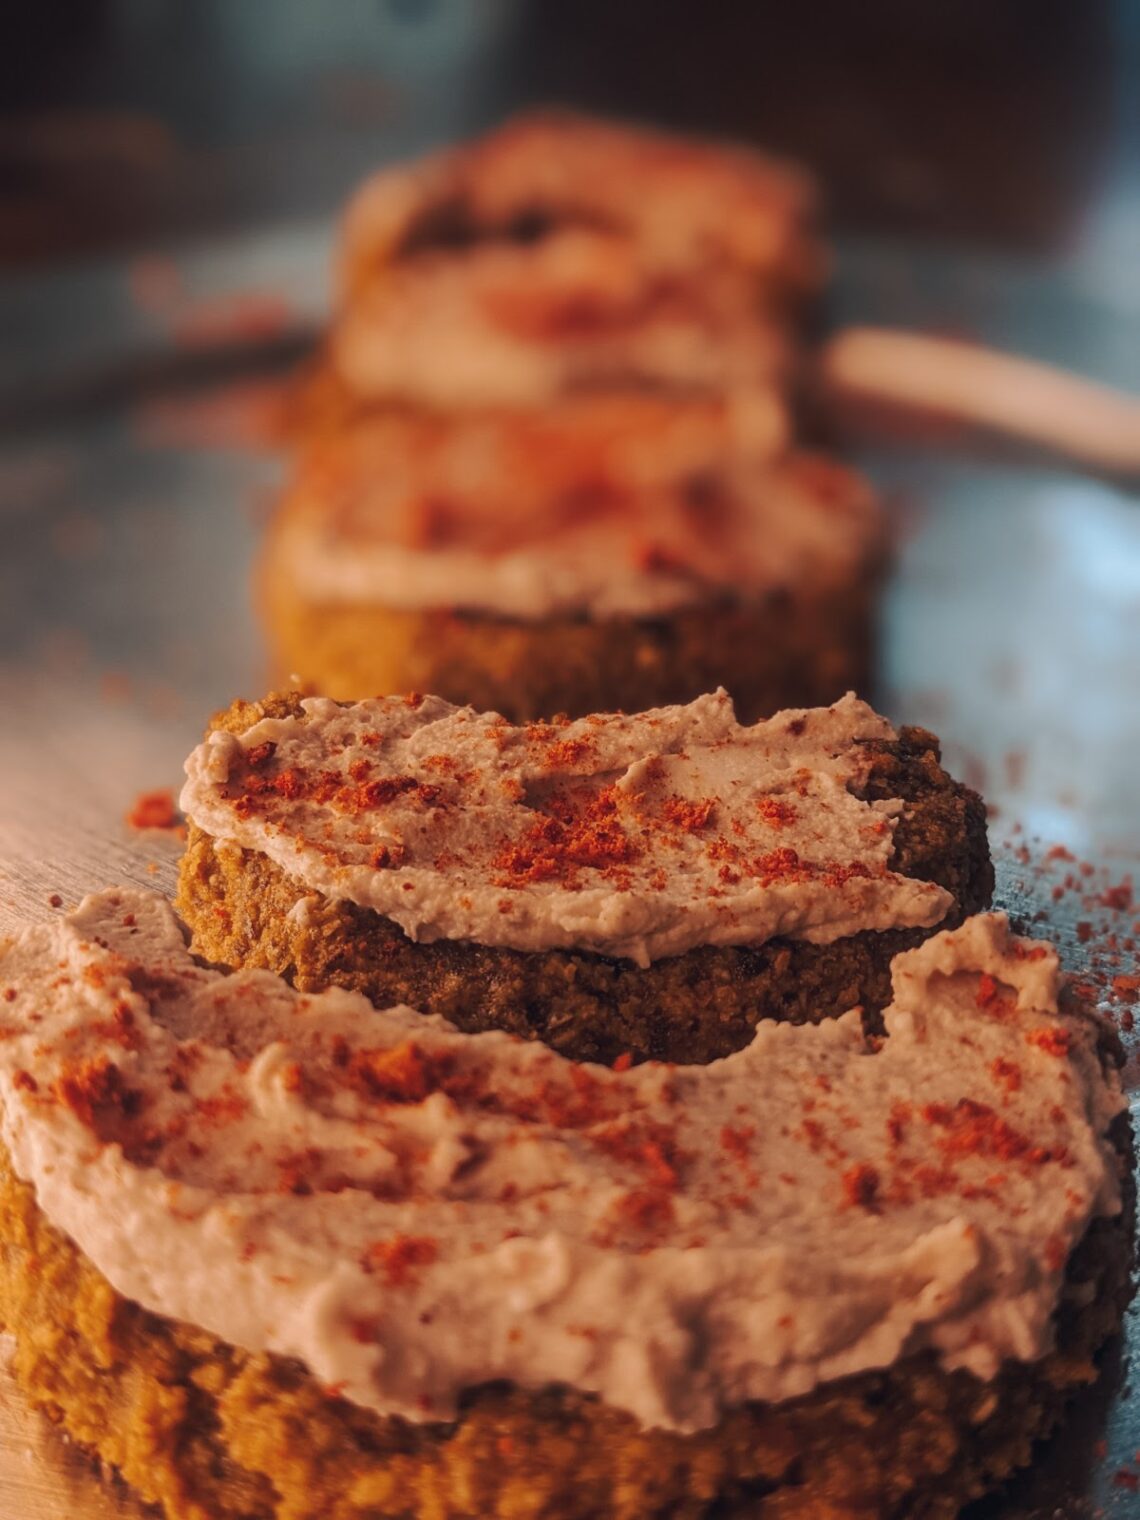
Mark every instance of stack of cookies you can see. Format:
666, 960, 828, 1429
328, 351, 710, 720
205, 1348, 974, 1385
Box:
260, 113, 889, 721
0, 112, 1131, 1520
0, 690, 1131, 1519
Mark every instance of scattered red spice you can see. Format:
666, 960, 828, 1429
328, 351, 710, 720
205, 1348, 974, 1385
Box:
989, 1057, 1022, 1093
799, 1117, 847, 1163
12, 1070, 38, 1093
1043, 1235, 1067, 1272
592, 1118, 686, 1189
1025, 1026, 1073, 1057
1, 988, 15, 1003
126, 788, 183, 832
616, 1187, 676, 1234
280, 1062, 306, 1095
922, 1099, 1068, 1167
54, 1056, 143, 1130
277, 1151, 319, 1196
611, 1051, 633, 1072
48, 893, 63, 908
755, 798, 797, 828
841, 1163, 881, 1211
83, 1003, 143, 1053
757, 845, 802, 878
661, 796, 716, 832
1009, 940, 1048, 962
544, 736, 597, 768
194, 1087, 249, 1129
1112, 1468, 1140, 1492
493, 785, 637, 886
370, 842, 408, 870
245, 741, 277, 768
494, 1064, 626, 1132
349, 1041, 434, 1104
364, 1234, 439, 1287
232, 762, 440, 820
719, 1124, 758, 1188
886, 1100, 912, 1145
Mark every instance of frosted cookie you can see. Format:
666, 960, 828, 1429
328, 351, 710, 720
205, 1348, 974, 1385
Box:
332, 110, 823, 410
177, 690, 991, 1064
259, 395, 886, 720
0, 890, 1129, 1520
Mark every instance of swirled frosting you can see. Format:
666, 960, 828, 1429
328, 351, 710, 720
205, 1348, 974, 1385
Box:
180, 691, 953, 966
0, 892, 1123, 1432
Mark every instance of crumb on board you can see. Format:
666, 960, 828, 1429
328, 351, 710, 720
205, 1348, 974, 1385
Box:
125, 789, 186, 836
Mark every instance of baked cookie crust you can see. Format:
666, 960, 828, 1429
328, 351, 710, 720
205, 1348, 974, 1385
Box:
258, 559, 883, 726
177, 693, 992, 1065
0, 1128, 1129, 1520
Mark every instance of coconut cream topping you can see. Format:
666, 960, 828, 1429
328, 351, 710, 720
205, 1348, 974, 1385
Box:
180, 692, 953, 966
0, 892, 1123, 1433
270, 406, 884, 619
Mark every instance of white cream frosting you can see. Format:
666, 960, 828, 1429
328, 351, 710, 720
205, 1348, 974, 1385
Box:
0, 892, 1123, 1433
180, 691, 953, 966
270, 425, 886, 621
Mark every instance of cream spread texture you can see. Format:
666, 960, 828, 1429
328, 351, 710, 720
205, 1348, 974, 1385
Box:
180, 691, 952, 965
273, 422, 881, 620
0, 892, 1123, 1432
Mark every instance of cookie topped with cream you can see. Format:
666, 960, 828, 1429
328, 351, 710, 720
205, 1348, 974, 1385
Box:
0, 891, 1124, 1435
181, 691, 951, 967
272, 398, 883, 621
334, 111, 821, 408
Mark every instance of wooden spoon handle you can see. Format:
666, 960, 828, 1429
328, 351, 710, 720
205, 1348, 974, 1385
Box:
819, 326, 1140, 476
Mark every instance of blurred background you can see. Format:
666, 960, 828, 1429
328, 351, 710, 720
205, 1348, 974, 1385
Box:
2, 0, 1137, 825
0, 3, 1139, 1515
2, 0, 1135, 260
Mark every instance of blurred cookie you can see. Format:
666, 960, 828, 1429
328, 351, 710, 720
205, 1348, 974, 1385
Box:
334, 110, 823, 408
260, 395, 886, 720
